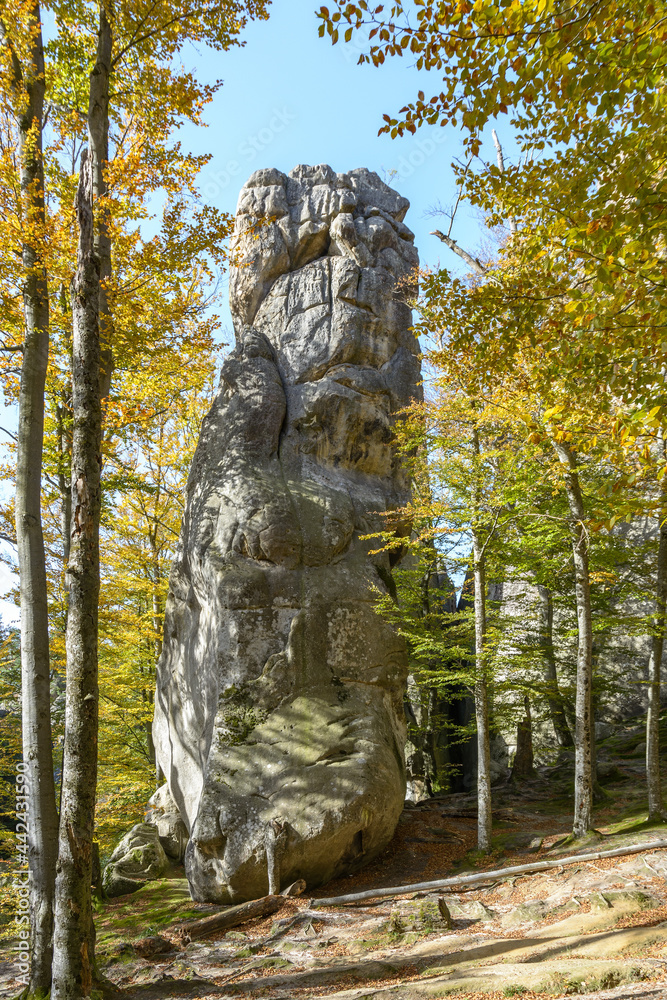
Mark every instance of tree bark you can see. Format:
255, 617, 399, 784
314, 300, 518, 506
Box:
264, 820, 287, 895
551, 439, 593, 838
51, 9, 113, 987
511, 695, 536, 781
472, 529, 492, 851
647, 448, 667, 821
51, 151, 102, 1000
174, 895, 284, 943
56, 394, 72, 567
535, 584, 574, 748
471, 425, 492, 853
1, 4, 60, 992
88, 1, 114, 400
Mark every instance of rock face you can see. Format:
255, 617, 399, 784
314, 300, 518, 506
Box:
153, 164, 420, 903
103, 823, 170, 898
145, 783, 189, 862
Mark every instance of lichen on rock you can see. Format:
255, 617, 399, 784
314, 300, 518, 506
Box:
153, 164, 421, 903
102, 823, 170, 898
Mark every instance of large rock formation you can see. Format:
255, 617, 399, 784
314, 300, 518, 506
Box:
153, 164, 420, 903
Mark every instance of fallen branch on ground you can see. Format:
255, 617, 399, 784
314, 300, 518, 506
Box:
173, 878, 305, 943
174, 894, 284, 942
311, 838, 667, 908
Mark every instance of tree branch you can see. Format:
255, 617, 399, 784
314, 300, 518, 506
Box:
312, 838, 667, 907
431, 230, 488, 275
492, 129, 517, 235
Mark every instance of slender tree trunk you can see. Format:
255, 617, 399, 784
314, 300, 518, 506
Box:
150, 530, 163, 784
535, 584, 574, 748
512, 695, 536, 781
56, 395, 72, 567
470, 421, 492, 852
52, 10, 113, 991
51, 152, 102, 1000
647, 447, 667, 821
150, 531, 163, 664
472, 530, 492, 852
1, 5, 60, 991
552, 439, 593, 838
589, 640, 606, 801
88, 2, 114, 400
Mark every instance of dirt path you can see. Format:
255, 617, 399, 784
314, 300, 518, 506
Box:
3, 727, 667, 999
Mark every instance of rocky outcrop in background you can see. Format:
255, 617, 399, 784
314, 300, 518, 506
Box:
153, 165, 421, 902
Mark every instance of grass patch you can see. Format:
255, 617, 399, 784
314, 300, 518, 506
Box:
95, 878, 201, 955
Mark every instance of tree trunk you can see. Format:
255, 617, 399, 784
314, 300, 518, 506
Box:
149, 528, 163, 783
56, 395, 72, 568
174, 895, 284, 943
470, 419, 492, 853
590, 640, 605, 802
535, 584, 574, 748
312, 838, 667, 908
51, 6, 112, 991
552, 439, 593, 838
472, 529, 492, 852
2, 4, 60, 991
647, 448, 667, 821
51, 152, 102, 1000
88, 1, 114, 400
511, 695, 536, 781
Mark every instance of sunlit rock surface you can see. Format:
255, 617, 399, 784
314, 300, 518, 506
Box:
154, 164, 420, 902
145, 783, 189, 862
102, 824, 169, 898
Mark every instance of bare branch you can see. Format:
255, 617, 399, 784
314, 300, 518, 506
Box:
492, 129, 517, 235
431, 230, 488, 275
312, 838, 667, 907
447, 156, 474, 238
492, 129, 506, 173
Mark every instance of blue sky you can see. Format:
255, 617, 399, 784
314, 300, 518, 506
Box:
0, 0, 517, 622
177, 0, 516, 338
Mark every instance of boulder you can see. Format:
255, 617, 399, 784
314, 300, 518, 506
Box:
449, 899, 497, 922
145, 783, 189, 861
389, 899, 451, 933
102, 823, 170, 898
153, 165, 420, 902
501, 900, 547, 927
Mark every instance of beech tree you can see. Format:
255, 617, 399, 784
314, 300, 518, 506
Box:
52, 0, 269, 987
550, 438, 594, 835
378, 368, 521, 851
1, 0, 269, 994
51, 150, 101, 1000
0, 4, 59, 992
425, 215, 599, 834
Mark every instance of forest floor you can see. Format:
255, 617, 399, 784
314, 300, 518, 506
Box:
3, 718, 667, 999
